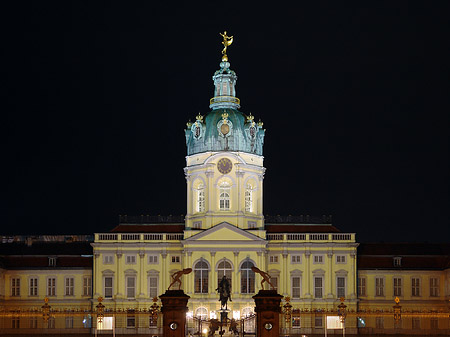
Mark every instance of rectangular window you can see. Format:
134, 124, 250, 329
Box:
314, 277, 323, 298
29, 317, 38, 329
11, 277, 20, 296
47, 277, 56, 296
313, 255, 324, 264
375, 277, 385, 297
65, 277, 74, 296
430, 318, 438, 330
171, 256, 180, 263
48, 317, 55, 329
103, 255, 114, 264
292, 276, 301, 299
314, 316, 323, 327
393, 257, 402, 267
29, 277, 38, 296
376, 317, 384, 329
148, 255, 158, 264
336, 277, 346, 298
127, 315, 135, 328
291, 255, 301, 263
12, 317, 20, 329
412, 277, 421, 296
149, 276, 158, 298
430, 277, 439, 297
65, 316, 74, 329
269, 276, 278, 290
336, 255, 346, 263
125, 255, 136, 264
292, 317, 301, 328
83, 276, 92, 296
193, 221, 202, 229
412, 317, 420, 329
358, 277, 366, 296
126, 276, 136, 298
269, 255, 278, 263
104, 277, 113, 298
393, 277, 402, 296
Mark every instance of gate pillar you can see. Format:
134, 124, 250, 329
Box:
253, 289, 283, 337
160, 290, 190, 337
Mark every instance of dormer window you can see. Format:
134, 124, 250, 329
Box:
393, 257, 402, 267
48, 257, 57, 267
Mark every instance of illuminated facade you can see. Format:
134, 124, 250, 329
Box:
1, 44, 450, 336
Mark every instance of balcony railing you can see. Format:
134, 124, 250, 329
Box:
209, 96, 240, 105
96, 233, 184, 242
266, 233, 355, 242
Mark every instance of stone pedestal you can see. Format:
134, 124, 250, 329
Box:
253, 290, 283, 337
160, 290, 190, 337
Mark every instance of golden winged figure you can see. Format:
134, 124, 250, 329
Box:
220, 31, 233, 56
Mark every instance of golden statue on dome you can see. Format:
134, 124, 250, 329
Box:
220, 31, 233, 61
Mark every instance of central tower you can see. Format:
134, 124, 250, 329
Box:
184, 33, 266, 231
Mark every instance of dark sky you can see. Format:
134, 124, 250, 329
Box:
2, 2, 449, 243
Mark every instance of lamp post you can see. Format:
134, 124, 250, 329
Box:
393, 296, 402, 326
337, 297, 347, 337
41, 297, 51, 325
149, 297, 160, 327
283, 296, 292, 334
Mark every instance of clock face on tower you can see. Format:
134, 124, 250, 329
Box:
217, 158, 232, 174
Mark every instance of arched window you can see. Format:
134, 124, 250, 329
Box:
195, 307, 208, 320
245, 184, 253, 212
217, 259, 232, 289
240, 261, 255, 294
194, 260, 209, 294
219, 182, 230, 210
196, 184, 205, 213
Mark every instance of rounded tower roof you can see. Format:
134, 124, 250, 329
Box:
185, 47, 265, 156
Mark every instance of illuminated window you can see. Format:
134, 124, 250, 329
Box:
430, 277, 439, 297
11, 277, 20, 296
217, 259, 232, 289
196, 184, 205, 213
83, 276, 92, 296
245, 184, 253, 212
336, 276, 346, 297
29, 277, 38, 296
393, 277, 402, 296
148, 274, 159, 298
126, 276, 136, 298
314, 277, 323, 298
375, 277, 385, 297
240, 261, 255, 294
47, 277, 56, 296
65, 277, 74, 296
104, 276, 113, 298
411, 277, 421, 297
292, 276, 301, 299
195, 307, 208, 320
194, 260, 209, 294
358, 277, 366, 296
219, 182, 230, 210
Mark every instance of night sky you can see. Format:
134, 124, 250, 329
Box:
3, 2, 449, 243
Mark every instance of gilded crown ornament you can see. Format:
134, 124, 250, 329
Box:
196, 113, 203, 122
246, 113, 255, 123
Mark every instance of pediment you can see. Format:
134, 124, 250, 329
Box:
184, 222, 265, 243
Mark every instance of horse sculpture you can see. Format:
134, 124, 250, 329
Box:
216, 275, 232, 309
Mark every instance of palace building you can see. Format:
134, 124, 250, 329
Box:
1, 38, 449, 336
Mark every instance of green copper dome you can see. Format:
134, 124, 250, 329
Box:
185, 61, 265, 156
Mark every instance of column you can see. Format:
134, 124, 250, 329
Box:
93, 253, 100, 297
350, 252, 356, 299
161, 252, 167, 290
305, 251, 311, 298
139, 251, 145, 297
186, 251, 192, 295
282, 251, 288, 296
233, 251, 239, 296
210, 252, 216, 294
256, 251, 263, 291
116, 252, 123, 298
327, 252, 333, 298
